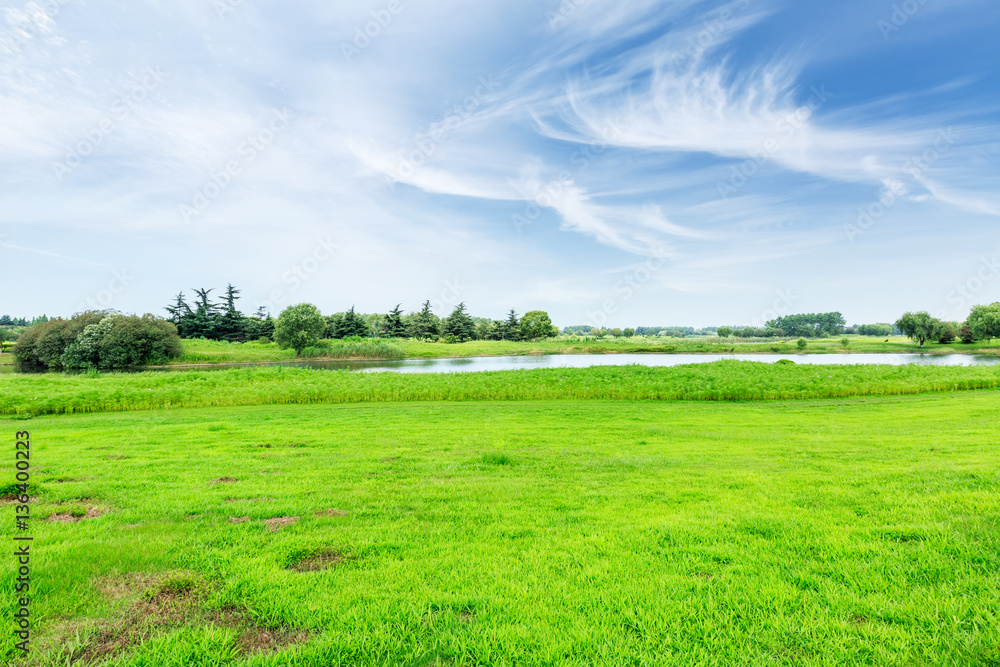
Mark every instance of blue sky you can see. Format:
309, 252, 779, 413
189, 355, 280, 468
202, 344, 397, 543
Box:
2, 0, 998, 328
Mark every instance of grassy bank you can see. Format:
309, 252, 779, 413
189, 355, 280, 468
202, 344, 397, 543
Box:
4, 361, 1000, 416
4, 394, 999, 665
169, 336, 1000, 366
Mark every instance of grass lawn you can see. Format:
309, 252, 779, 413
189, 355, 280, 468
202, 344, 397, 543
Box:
3, 392, 999, 665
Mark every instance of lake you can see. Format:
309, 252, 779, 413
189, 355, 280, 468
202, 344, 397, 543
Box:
161, 353, 1000, 374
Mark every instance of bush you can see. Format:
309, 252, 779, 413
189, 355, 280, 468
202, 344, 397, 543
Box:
840, 337, 850, 349
15, 312, 181, 372
14, 312, 105, 371
95, 315, 183, 368
796, 338, 808, 350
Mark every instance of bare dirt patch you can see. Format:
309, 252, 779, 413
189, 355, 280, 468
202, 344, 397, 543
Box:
287, 549, 347, 572
229, 516, 251, 524
264, 516, 300, 532
225, 496, 274, 503
315, 508, 349, 517
238, 626, 309, 653
52, 572, 307, 664
213, 476, 239, 484
47, 506, 108, 522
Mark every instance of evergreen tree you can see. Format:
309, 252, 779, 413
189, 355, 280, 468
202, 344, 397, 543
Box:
496, 309, 522, 341
186, 288, 220, 339
335, 306, 368, 338
217, 283, 246, 341
442, 302, 476, 342
246, 306, 275, 340
410, 300, 440, 339
165, 292, 194, 337
385, 304, 407, 338
326, 313, 344, 339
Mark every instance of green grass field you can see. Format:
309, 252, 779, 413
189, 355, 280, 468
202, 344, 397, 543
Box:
2, 390, 999, 665
168, 336, 1000, 366
5, 362, 1000, 416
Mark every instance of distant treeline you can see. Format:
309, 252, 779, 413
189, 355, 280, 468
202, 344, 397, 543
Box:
0, 315, 48, 326
165, 285, 559, 343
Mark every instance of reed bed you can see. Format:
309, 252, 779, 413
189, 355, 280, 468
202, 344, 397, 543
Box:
4, 361, 1000, 416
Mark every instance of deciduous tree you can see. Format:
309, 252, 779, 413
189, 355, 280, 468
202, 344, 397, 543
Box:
275, 303, 326, 354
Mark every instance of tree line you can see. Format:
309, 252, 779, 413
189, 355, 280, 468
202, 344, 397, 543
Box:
896, 304, 1000, 347
163, 285, 559, 346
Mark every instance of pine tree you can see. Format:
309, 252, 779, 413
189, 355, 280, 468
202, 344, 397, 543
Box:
385, 304, 407, 338
442, 302, 476, 342
217, 283, 246, 341
496, 309, 522, 341
188, 288, 220, 339
165, 292, 194, 337
411, 300, 439, 339
335, 306, 368, 339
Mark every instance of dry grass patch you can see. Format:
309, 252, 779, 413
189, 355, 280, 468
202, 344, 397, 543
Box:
47, 506, 108, 522
264, 516, 300, 532
315, 508, 349, 517
287, 549, 347, 572
40, 572, 307, 665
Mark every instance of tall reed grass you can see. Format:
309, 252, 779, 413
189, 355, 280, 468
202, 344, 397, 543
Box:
3, 361, 999, 416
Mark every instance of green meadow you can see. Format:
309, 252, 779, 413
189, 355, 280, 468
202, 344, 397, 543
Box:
2, 389, 1000, 665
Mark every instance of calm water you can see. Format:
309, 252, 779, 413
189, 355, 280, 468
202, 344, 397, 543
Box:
159, 353, 1000, 374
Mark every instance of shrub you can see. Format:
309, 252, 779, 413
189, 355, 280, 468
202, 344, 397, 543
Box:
97, 315, 183, 368
15, 312, 181, 372
840, 337, 850, 349
796, 338, 808, 350
14, 312, 105, 371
